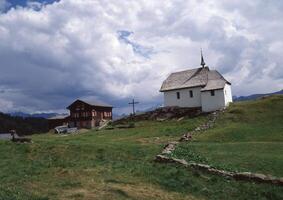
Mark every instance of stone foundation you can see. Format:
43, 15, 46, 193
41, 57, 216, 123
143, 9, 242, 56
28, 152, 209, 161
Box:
155, 155, 283, 186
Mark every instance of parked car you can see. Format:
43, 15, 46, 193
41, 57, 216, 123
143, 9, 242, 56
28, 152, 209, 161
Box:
54, 125, 78, 134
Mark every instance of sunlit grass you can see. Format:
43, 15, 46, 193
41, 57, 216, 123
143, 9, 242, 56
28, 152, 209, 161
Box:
172, 95, 283, 177
1, 97, 283, 199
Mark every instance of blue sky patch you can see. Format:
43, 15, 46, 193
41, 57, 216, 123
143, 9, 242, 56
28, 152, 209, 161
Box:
117, 30, 154, 58
4, 0, 59, 12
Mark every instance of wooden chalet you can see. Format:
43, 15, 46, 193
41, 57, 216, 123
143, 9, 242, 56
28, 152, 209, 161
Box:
67, 99, 113, 129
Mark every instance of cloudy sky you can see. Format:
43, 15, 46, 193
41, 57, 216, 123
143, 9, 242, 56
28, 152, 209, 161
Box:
0, 0, 282, 114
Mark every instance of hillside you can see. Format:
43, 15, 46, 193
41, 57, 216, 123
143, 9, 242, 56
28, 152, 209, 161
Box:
9, 112, 60, 119
233, 89, 283, 101
0, 112, 49, 135
0, 96, 283, 199
171, 95, 283, 176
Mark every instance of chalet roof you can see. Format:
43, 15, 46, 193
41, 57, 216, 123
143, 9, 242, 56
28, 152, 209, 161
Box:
82, 99, 113, 108
67, 99, 113, 109
160, 66, 230, 92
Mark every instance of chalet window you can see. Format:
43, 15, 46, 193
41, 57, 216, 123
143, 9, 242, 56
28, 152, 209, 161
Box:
104, 112, 111, 117
176, 92, 180, 99
189, 90, 193, 98
211, 90, 215, 96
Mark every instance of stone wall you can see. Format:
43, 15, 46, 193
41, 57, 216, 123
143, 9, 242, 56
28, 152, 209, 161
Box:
155, 155, 283, 186
155, 110, 283, 186
114, 106, 202, 124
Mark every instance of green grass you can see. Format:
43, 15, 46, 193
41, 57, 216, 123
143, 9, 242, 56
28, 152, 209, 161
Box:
172, 95, 283, 177
1, 97, 283, 199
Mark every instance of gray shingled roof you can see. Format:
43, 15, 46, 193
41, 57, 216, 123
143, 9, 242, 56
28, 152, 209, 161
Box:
160, 67, 230, 92
67, 99, 113, 109
82, 99, 113, 107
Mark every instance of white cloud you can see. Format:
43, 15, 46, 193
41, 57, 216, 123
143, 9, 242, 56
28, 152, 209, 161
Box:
0, 98, 13, 112
0, 0, 282, 113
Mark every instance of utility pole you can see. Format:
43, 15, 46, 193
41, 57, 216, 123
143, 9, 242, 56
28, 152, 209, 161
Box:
128, 99, 139, 115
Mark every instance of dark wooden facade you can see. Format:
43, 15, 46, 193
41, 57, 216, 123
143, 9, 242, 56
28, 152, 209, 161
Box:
48, 117, 69, 130
67, 100, 113, 129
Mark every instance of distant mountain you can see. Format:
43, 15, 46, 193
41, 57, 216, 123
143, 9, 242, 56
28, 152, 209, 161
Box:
9, 112, 61, 119
112, 113, 127, 120
0, 112, 49, 135
135, 104, 163, 114
233, 89, 283, 102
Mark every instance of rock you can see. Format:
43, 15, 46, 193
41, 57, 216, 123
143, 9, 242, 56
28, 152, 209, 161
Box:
233, 172, 253, 181
251, 173, 268, 183
172, 158, 188, 165
278, 178, 283, 186
155, 155, 169, 163
114, 106, 203, 123
207, 168, 234, 177
162, 142, 178, 154
165, 113, 174, 119
155, 155, 188, 166
195, 127, 201, 131
156, 118, 166, 122
179, 132, 193, 142
190, 163, 211, 171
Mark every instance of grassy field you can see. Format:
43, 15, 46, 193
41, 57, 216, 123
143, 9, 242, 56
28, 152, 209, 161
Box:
172, 95, 283, 176
0, 96, 283, 200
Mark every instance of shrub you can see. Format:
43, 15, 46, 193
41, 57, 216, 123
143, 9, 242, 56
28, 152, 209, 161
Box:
228, 108, 244, 114
128, 122, 135, 128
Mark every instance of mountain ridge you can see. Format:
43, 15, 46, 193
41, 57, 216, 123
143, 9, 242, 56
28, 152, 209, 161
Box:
233, 89, 283, 101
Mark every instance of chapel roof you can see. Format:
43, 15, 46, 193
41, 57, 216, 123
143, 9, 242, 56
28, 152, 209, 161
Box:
160, 66, 230, 92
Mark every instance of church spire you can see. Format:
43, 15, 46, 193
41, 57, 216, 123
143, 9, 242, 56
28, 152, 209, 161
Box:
201, 49, 206, 68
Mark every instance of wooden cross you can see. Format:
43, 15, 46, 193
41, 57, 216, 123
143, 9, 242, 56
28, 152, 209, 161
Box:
128, 99, 139, 115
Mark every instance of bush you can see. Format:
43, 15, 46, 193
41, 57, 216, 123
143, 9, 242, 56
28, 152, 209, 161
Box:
105, 125, 115, 130
128, 122, 135, 128
115, 122, 135, 129
228, 108, 244, 114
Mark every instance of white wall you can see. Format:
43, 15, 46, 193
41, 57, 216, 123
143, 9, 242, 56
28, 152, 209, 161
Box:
164, 87, 202, 108
201, 89, 225, 112
224, 84, 233, 106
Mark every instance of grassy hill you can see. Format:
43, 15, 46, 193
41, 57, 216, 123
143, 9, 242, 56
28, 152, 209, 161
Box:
0, 96, 283, 199
171, 95, 283, 178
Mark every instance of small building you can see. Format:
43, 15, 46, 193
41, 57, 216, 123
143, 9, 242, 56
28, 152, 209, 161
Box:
48, 114, 69, 130
160, 54, 232, 112
67, 99, 113, 129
